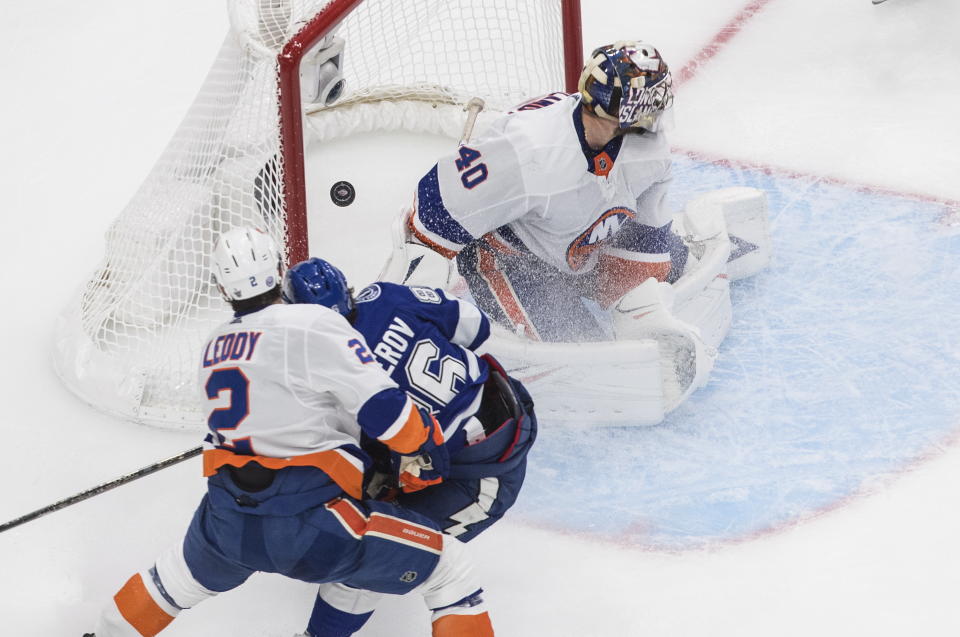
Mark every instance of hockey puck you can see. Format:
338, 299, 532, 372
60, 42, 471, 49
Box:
330, 180, 356, 207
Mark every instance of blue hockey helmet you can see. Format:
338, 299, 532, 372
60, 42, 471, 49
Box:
578, 40, 674, 132
282, 257, 354, 317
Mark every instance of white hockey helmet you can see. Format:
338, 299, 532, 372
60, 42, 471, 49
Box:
211, 227, 282, 301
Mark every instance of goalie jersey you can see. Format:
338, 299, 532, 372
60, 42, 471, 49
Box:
409, 92, 675, 278
198, 302, 438, 500
350, 282, 491, 450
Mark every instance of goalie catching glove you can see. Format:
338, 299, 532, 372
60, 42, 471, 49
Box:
377, 208, 457, 289
391, 408, 450, 493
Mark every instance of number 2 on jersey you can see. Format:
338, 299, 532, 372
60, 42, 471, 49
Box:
348, 338, 375, 364
205, 367, 253, 454
455, 146, 488, 189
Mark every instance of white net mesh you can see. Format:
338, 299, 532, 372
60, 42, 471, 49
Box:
54, 0, 571, 429
331, 0, 565, 109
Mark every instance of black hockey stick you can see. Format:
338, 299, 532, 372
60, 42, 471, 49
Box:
0, 446, 202, 534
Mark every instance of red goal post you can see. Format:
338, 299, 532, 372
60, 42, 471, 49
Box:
280, 0, 583, 265
54, 0, 583, 429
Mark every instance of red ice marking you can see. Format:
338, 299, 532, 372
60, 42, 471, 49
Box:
514, 428, 960, 553
668, 1, 960, 214
509, 147, 960, 551
673, 146, 960, 213
518, 367, 561, 384
673, 0, 777, 89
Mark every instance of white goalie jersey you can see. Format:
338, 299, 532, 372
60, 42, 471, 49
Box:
408, 92, 674, 277
379, 96, 773, 428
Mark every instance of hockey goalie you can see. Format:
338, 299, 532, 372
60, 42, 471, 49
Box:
377, 40, 772, 425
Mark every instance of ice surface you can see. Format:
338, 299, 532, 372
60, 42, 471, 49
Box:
2, 0, 959, 635
520, 157, 960, 548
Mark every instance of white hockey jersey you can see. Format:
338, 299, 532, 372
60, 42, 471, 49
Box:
409, 92, 674, 277
198, 302, 436, 499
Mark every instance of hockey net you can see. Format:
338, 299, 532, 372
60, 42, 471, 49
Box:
53, 0, 582, 428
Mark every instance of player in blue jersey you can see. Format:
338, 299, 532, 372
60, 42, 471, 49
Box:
283, 257, 537, 635
396, 41, 688, 342
85, 228, 495, 637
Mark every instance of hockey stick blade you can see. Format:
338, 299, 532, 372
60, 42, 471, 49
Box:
0, 446, 202, 534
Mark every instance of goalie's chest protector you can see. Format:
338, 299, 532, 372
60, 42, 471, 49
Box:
428, 94, 673, 275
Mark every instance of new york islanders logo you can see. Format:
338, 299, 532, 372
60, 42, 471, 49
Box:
565, 207, 636, 271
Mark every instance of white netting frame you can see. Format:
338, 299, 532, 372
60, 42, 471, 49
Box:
53, 0, 576, 429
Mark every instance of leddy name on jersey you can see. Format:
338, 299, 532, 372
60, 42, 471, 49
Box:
202, 330, 263, 367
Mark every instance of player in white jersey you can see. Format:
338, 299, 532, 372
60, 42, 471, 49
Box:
283, 257, 538, 636
85, 228, 494, 637
405, 40, 687, 342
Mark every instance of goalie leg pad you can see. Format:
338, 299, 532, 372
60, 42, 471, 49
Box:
673, 272, 731, 350
682, 187, 771, 281
611, 278, 717, 410
671, 199, 735, 349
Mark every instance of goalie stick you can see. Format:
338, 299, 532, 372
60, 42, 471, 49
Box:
0, 446, 201, 534
378, 96, 486, 287
459, 97, 485, 145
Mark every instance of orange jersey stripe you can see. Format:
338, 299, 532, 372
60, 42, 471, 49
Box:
368, 513, 443, 553
325, 497, 369, 538
432, 612, 494, 637
325, 498, 443, 554
114, 573, 175, 637
379, 404, 431, 455
480, 232, 519, 256
408, 213, 459, 259
202, 448, 364, 499
477, 249, 540, 341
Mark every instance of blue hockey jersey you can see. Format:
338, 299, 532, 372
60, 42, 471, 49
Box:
350, 282, 491, 451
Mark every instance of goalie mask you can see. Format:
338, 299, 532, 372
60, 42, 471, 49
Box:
211, 227, 282, 301
282, 257, 354, 318
579, 40, 674, 132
